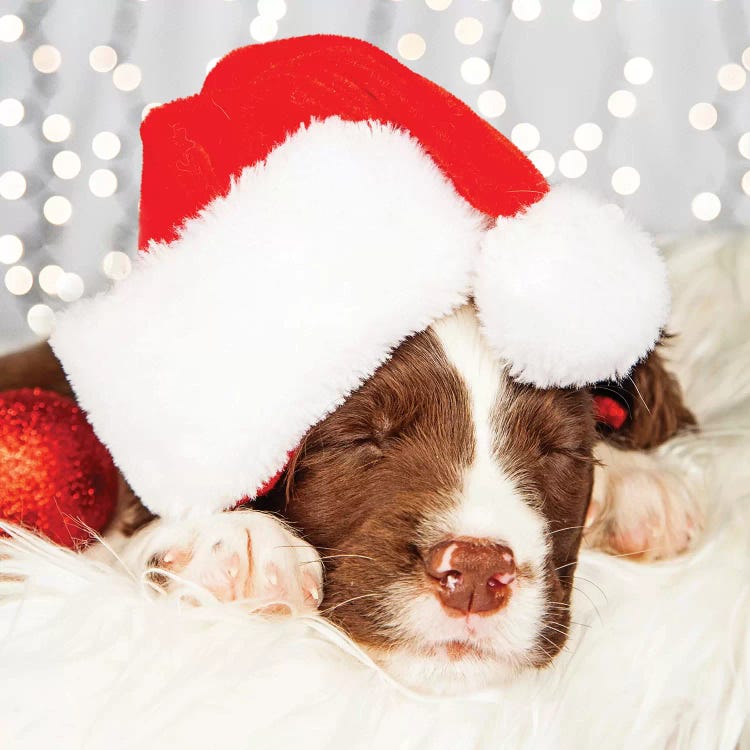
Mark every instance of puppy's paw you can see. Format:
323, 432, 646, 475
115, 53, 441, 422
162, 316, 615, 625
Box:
122, 511, 323, 614
584, 444, 702, 562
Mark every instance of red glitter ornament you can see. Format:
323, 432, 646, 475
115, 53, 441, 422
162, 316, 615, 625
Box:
0, 388, 118, 548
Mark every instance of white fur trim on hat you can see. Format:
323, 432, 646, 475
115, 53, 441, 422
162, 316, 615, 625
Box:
50, 118, 484, 518
474, 184, 670, 388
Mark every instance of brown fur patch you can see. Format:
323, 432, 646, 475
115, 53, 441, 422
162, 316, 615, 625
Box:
284, 325, 598, 664
611, 344, 696, 450
284, 329, 474, 645
494, 380, 597, 660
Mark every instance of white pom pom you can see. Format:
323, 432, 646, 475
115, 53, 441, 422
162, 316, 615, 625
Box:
474, 185, 670, 388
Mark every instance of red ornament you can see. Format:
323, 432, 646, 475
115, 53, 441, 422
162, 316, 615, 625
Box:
0, 388, 118, 548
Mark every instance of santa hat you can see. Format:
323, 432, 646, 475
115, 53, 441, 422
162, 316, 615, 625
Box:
50, 35, 669, 519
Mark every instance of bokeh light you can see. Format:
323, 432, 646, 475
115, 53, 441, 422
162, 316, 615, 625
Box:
512, 0, 541, 21
691, 192, 721, 221
89, 169, 118, 197
558, 149, 588, 178
33, 45, 62, 73
0, 171, 26, 200
56, 272, 85, 302
0, 14, 24, 42
624, 57, 653, 85
250, 16, 278, 42
528, 149, 555, 177
89, 45, 118, 72
0, 98, 24, 127
92, 131, 121, 160
42, 114, 72, 142
461, 57, 491, 85
455, 18, 483, 46
574, 122, 603, 151
5, 265, 33, 295
688, 102, 717, 131
477, 90, 506, 119
511, 123, 540, 152
102, 251, 133, 280
0, 235, 23, 265
113, 63, 142, 91
52, 151, 82, 180
611, 166, 640, 195
717, 63, 746, 92
39, 264, 64, 295
608, 90, 637, 118
572, 0, 601, 22
397, 34, 426, 61
27, 304, 56, 337
43, 195, 73, 225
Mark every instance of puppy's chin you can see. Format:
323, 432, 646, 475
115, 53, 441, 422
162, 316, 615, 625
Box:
370, 645, 525, 695
349, 566, 564, 694
363, 623, 563, 695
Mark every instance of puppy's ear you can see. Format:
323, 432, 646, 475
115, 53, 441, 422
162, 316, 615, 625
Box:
596, 341, 696, 451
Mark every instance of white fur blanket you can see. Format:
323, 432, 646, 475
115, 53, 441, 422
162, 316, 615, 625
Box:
1, 233, 749, 750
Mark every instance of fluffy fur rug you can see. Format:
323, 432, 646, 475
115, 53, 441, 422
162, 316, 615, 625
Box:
1, 233, 749, 749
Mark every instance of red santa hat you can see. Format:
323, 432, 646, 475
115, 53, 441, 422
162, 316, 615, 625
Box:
50, 35, 669, 519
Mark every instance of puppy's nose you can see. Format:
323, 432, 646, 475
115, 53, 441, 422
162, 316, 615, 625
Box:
425, 539, 516, 615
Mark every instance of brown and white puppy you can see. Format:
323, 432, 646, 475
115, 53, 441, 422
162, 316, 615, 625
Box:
279, 306, 698, 689
0, 305, 697, 691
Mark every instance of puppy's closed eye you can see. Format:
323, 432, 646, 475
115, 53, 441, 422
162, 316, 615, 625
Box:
540, 443, 593, 463
320, 408, 412, 452
367, 412, 401, 449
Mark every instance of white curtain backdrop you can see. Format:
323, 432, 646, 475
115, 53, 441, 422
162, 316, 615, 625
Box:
1, 0, 749, 353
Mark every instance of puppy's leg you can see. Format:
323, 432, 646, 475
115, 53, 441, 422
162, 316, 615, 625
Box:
584, 346, 701, 561
119, 511, 323, 613
585, 443, 701, 561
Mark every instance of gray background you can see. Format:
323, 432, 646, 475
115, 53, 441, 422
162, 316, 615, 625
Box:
1, 0, 749, 353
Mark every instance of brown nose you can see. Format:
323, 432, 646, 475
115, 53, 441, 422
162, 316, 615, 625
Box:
425, 539, 516, 615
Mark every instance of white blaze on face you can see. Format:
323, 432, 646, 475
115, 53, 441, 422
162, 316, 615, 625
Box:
385, 306, 551, 688
431, 306, 549, 569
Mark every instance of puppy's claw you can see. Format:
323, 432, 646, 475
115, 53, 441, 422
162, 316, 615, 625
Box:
266, 566, 278, 586
226, 553, 241, 579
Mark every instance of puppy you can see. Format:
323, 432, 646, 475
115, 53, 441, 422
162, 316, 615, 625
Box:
278, 306, 698, 689
0, 304, 697, 690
